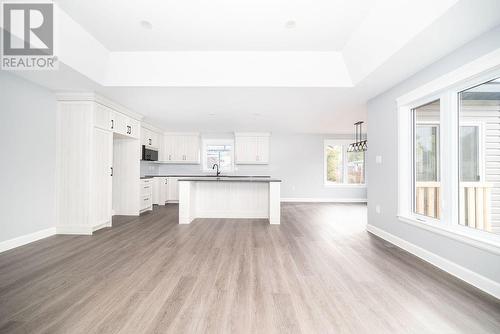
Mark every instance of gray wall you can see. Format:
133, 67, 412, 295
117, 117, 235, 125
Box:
142, 133, 367, 200
367, 26, 500, 283
0, 72, 57, 242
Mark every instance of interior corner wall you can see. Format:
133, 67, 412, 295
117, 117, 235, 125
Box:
366, 25, 500, 283
0, 72, 57, 243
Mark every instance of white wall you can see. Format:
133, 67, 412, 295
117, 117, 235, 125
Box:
142, 133, 367, 201
0, 72, 57, 244
367, 26, 500, 283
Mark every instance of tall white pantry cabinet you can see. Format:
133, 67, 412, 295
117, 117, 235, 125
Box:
56, 94, 142, 235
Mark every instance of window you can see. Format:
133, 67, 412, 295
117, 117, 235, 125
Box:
202, 139, 234, 172
324, 140, 365, 186
459, 80, 496, 234
460, 125, 480, 182
398, 65, 500, 247
413, 100, 441, 219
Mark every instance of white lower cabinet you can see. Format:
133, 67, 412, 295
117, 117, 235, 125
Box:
167, 177, 179, 202
153, 177, 168, 205
140, 179, 153, 212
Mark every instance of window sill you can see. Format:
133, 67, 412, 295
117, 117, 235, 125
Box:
324, 183, 366, 188
398, 215, 500, 255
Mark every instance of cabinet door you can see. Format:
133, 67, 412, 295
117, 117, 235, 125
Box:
173, 136, 185, 162
150, 132, 159, 148
92, 128, 113, 226
126, 118, 140, 139
163, 135, 174, 161
159, 177, 168, 204
184, 135, 200, 162
152, 178, 160, 205
112, 112, 128, 136
235, 136, 258, 164
256, 136, 269, 163
94, 104, 112, 131
167, 177, 179, 201
141, 127, 151, 147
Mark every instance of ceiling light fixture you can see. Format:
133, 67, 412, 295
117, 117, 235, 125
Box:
140, 20, 153, 30
285, 20, 296, 29
348, 121, 367, 152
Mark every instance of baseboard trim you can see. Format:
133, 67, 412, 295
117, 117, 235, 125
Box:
366, 224, 500, 300
92, 221, 112, 232
0, 227, 57, 253
56, 226, 93, 235
281, 198, 367, 203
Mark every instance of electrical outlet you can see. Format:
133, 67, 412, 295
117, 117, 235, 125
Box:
375, 205, 381, 214
375, 155, 382, 164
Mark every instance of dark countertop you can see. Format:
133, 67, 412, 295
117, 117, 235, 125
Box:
142, 174, 271, 179
178, 177, 281, 183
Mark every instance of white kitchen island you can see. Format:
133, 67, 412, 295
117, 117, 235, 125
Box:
178, 177, 281, 224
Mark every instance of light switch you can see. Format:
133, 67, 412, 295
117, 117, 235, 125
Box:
375, 155, 382, 164
375, 205, 381, 214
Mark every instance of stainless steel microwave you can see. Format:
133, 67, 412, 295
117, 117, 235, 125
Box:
142, 145, 158, 161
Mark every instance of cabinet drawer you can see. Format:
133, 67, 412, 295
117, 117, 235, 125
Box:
141, 195, 152, 210
141, 184, 152, 196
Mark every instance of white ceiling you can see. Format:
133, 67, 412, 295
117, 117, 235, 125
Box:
54, 0, 375, 51
9, 0, 500, 133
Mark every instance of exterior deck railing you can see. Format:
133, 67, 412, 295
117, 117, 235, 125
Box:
415, 181, 492, 232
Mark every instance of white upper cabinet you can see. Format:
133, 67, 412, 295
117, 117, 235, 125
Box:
141, 127, 161, 148
163, 133, 200, 164
235, 133, 270, 164
93, 102, 139, 139
93, 103, 113, 131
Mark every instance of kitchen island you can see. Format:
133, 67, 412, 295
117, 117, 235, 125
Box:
178, 177, 281, 224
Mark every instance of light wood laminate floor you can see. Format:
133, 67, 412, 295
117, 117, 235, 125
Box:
0, 203, 499, 334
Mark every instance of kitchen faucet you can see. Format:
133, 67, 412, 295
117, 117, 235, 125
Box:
212, 163, 221, 176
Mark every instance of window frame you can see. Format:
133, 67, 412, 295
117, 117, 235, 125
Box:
412, 108, 442, 223
397, 50, 500, 252
201, 138, 235, 172
324, 139, 366, 188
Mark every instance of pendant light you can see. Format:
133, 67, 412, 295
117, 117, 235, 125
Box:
348, 121, 367, 152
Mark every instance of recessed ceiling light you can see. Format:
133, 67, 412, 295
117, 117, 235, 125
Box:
208, 113, 216, 116
285, 20, 296, 29
253, 113, 262, 117
140, 20, 153, 30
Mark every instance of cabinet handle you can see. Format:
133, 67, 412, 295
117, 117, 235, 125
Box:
169, 154, 171, 160
127, 125, 131, 134
144, 198, 149, 201
256, 155, 259, 161
149, 138, 152, 145
110, 119, 114, 129
110, 167, 113, 176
